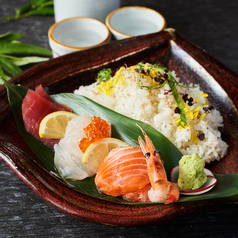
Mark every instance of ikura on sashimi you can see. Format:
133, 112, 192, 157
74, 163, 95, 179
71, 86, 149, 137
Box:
21, 85, 180, 204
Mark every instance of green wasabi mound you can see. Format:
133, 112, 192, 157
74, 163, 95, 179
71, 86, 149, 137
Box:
178, 153, 207, 190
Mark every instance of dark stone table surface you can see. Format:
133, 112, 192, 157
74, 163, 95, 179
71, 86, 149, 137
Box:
1, 0, 238, 237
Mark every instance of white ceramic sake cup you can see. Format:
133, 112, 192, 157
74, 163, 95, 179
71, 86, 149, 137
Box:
48, 17, 111, 57
54, 0, 121, 23
106, 6, 166, 40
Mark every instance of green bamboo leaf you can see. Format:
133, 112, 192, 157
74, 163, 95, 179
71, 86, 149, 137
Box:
16, 0, 54, 16
0, 42, 52, 56
11, 56, 49, 66
2, 0, 54, 20
16, 2, 34, 16
0, 66, 11, 84
0, 56, 22, 76
0, 32, 24, 43
0, 54, 49, 66
16, 0, 52, 15
16, 0, 42, 15
32, 0, 51, 8
31, 7, 54, 15
3, 80, 238, 204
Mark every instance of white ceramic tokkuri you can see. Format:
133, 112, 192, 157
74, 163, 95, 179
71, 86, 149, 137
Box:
48, 17, 111, 57
106, 6, 166, 40
54, 0, 121, 22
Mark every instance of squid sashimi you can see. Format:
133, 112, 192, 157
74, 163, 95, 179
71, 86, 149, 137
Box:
95, 127, 180, 204
22, 85, 72, 147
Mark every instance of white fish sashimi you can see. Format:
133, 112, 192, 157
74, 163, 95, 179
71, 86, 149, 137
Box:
54, 115, 97, 180
54, 144, 89, 180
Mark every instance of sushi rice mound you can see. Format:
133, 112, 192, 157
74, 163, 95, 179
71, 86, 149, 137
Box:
74, 63, 228, 163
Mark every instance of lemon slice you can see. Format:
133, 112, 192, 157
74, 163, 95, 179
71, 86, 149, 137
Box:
39, 111, 78, 139
82, 138, 129, 168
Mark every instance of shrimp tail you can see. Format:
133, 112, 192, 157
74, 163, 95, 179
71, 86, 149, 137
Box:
165, 182, 180, 205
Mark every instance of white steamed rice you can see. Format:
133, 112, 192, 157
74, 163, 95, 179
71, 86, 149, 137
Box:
74, 64, 228, 163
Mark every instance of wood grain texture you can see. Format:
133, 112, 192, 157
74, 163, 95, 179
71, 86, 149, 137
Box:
0, 0, 238, 237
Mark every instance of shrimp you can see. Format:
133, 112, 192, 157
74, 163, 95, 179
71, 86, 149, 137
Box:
138, 126, 180, 204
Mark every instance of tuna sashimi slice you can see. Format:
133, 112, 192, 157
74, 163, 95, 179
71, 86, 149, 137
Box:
35, 85, 72, 112
22, 85, 72, 148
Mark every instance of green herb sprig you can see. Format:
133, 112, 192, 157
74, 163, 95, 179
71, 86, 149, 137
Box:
1, 0, 54, 21
96, 68, 112, 85
0, 32, 52, 85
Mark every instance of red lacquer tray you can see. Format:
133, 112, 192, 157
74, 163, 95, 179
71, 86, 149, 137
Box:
0, 29, 238, 226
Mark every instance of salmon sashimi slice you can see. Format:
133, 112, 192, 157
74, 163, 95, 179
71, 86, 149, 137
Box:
22, 85, 72, 147
122, 184, 151, 202
95, 146, 150, 198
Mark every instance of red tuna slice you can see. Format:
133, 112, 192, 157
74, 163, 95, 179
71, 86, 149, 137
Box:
35, 85, 72, 112
22, 85, 72, 148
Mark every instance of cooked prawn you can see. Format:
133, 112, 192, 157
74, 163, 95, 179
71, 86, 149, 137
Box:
138, 126, 180, 204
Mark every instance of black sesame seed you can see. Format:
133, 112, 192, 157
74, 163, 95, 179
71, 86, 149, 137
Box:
198, 133, 205, 141
154, 76, 164, 84
208, 105, 214, 110
174, 107, 181, 114
163, 73, 169, 79
182, 94, 188, 101
141, 68, 150, 75
164, 90, 172, 95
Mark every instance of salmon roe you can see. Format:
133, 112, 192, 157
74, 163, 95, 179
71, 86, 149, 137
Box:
79, 116, 111, 153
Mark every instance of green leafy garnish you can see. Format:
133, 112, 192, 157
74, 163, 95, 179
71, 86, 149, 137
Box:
0, 32, 52, 85
96, 68, 112, 85
1, 0, 54, 20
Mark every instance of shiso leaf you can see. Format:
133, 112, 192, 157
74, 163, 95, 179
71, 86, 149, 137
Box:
3, 80, 238, 204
